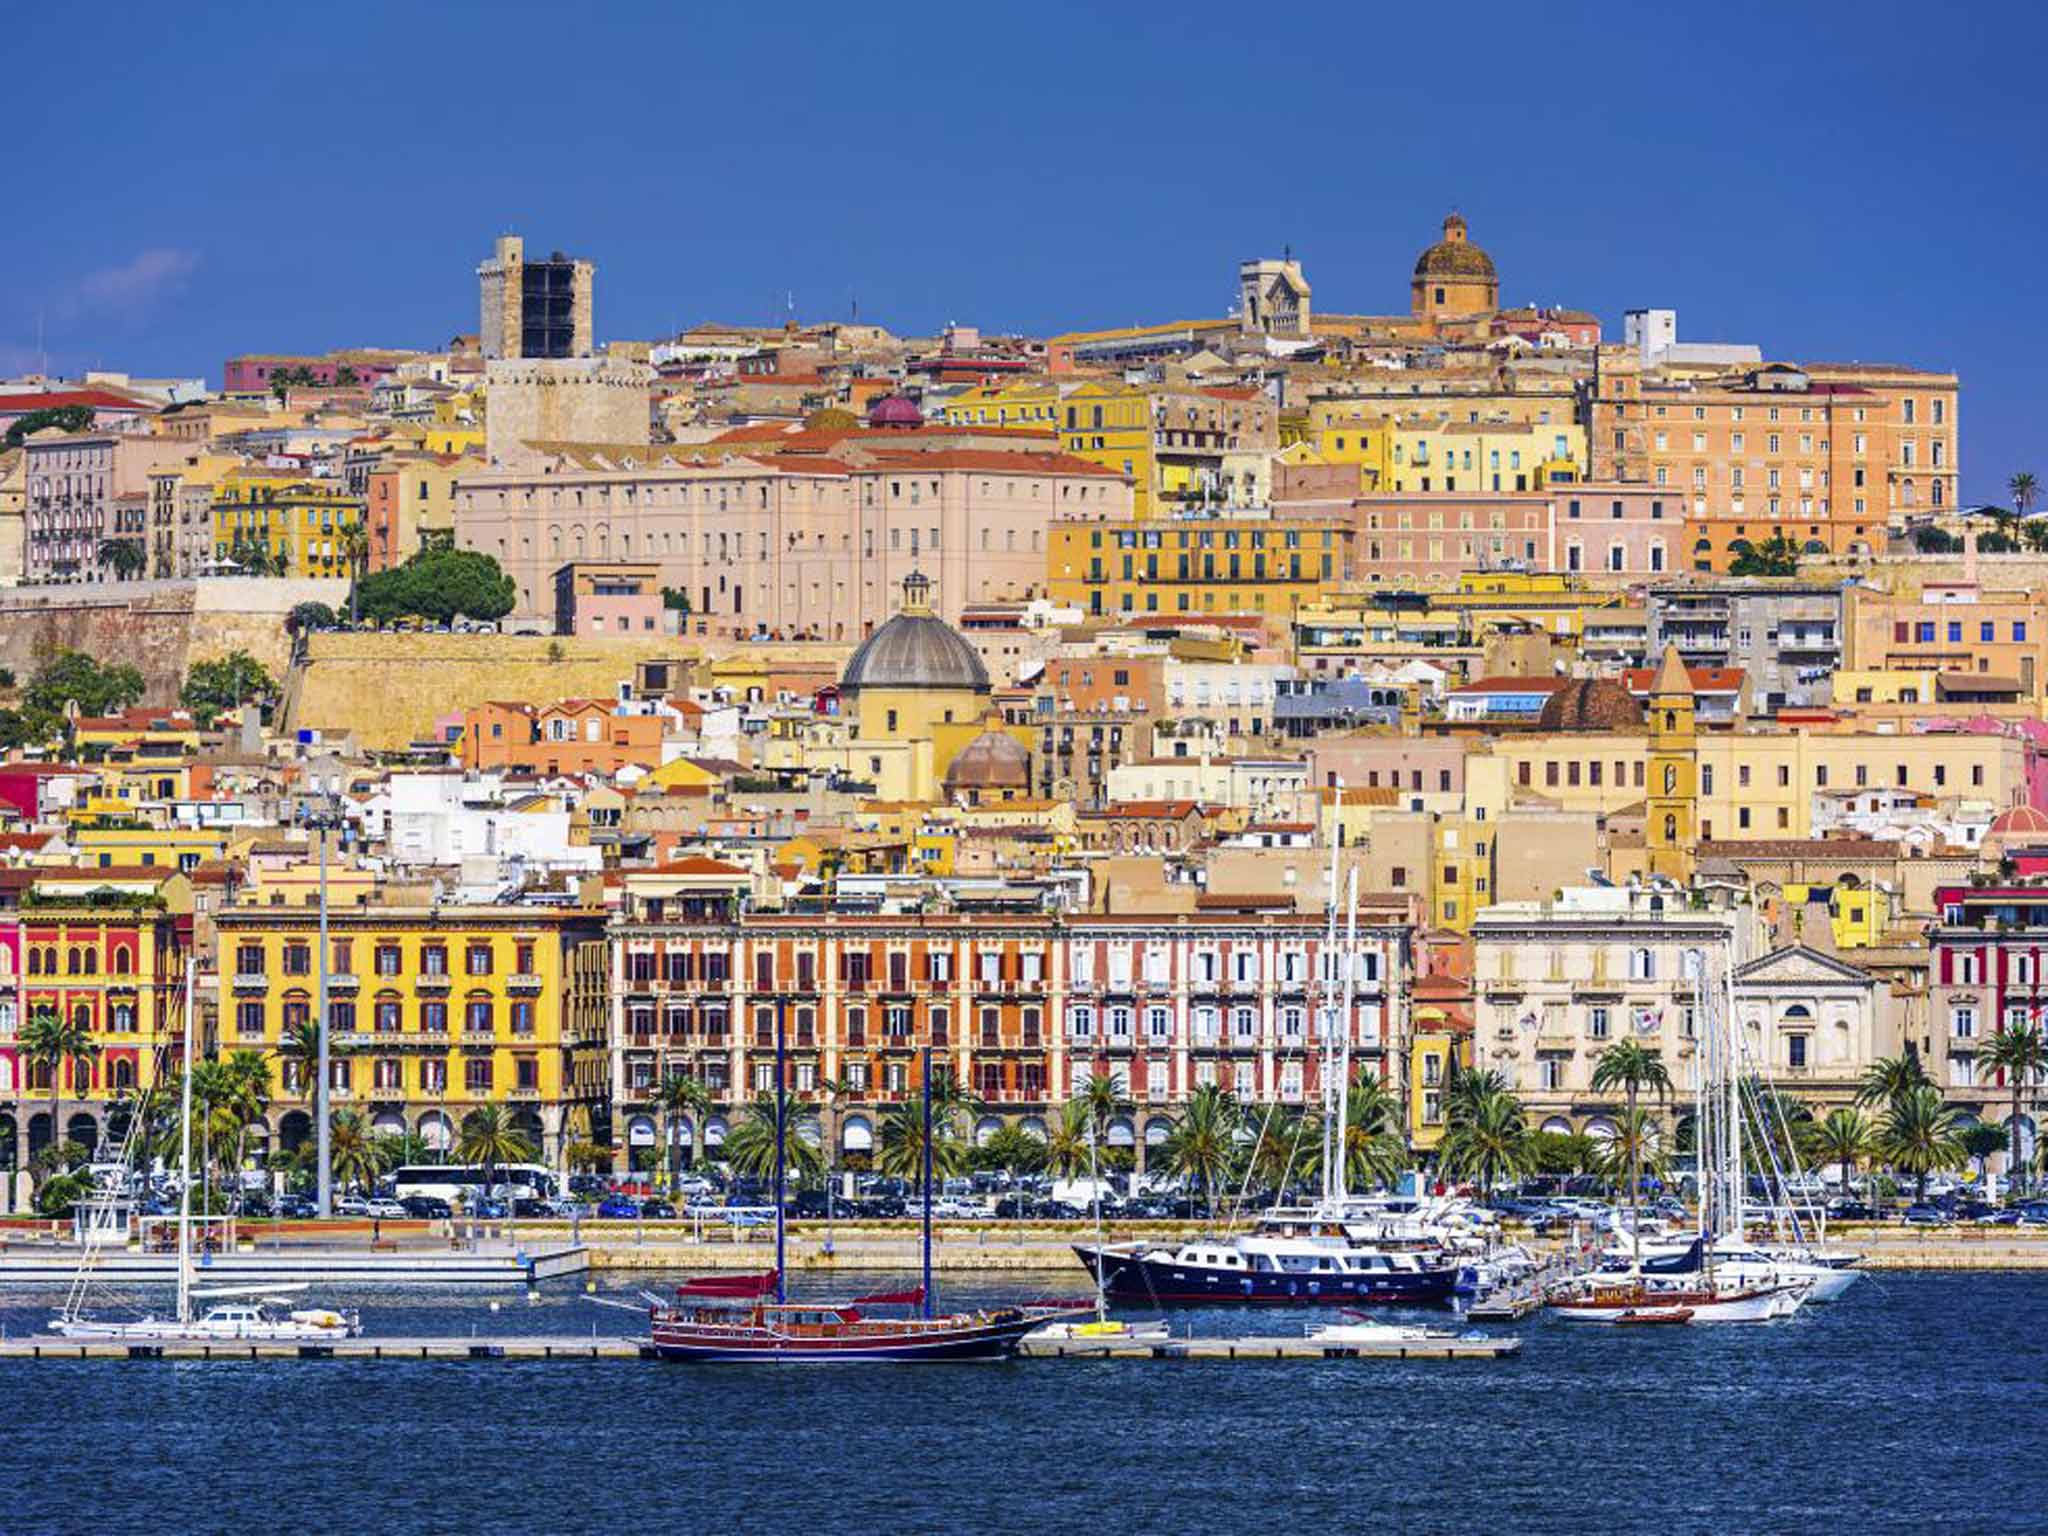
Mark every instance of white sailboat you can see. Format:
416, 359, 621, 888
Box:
50, 961, 360, 1343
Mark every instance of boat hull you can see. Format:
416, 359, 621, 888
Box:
647, 1310, 1059, 1363
1076, 1246, 1460, 1308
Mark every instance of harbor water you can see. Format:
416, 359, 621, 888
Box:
9, 1269, 2046, 1532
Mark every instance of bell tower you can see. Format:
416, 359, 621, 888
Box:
1646, 644, 1698, 882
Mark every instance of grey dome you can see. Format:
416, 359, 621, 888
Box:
842, 612, 989, 693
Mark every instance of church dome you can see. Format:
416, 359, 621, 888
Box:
841, 574, 988, 693
1989, 804, 2048, 838
866, 393, 924, 429
1538, 677, 1643, 731
944, 728, 1030, 792
1413, 213, 1497, 281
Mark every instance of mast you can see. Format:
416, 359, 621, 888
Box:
1086, 1107, 1107, 1322
773, 1001, 786, 1304
1332, 869, 1359, 1205
1319, 785, 1342, 1204
920, 1043, 934, 1320
176, 957, 196, 1326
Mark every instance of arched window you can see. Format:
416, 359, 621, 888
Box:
27, 949, 39, 976
112, 1059, 135, 1091
111, 947, 132, 975
67, 948, 81, 975
82, 948, 97, 975
1662, 813, 1678, 843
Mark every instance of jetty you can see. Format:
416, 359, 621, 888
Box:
0, 1238, 589, 1287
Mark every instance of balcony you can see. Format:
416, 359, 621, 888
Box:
327, 973, 359, 992
232, 971, 268, 993
460, 1026, 497, 1044
506, 973, 544, 993
416, 972, 453, 993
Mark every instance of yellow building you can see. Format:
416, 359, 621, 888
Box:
1055, 381, 1276, 518
1388, 418, 1584, 494
1303, 401, 1394, 490
213, 468, 365, 577
73, 824, 235, 874
1047, 513, 1351, 619
214, 896, 609, 1166
935, 381, 1064, 432
1779, 881, 1895, 949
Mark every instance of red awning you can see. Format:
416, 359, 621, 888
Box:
678, 1270, 778, 1298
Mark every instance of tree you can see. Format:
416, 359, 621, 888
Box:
19, 1004, 97, 1180
1438, 1086, 1529, 1196
338, 522, 369, 623
1526, 1130, 1602, 1176
1961, 1123, 2010, 1187
1740, 1077, 1813, 1176
2024, 521, 2048, 556
1590, 1040, 1673, 1268
1913, 526, 1959, 554
180, 650, 277, 727
1729, 532, 1800, 578
354, 545, 516, 626
456, 1106, 537, 1208
274, 1015, 352, 1103
329, 1109, 382, 1195
2, 404, 93, 450
1801, 1108, 1876, 1200
1982, 1022, 2047, 1200
875, 1098, 969, 1194
1304, 1075, 1407, 1195
334, 365, 360, 388
720, 1094, 823, 1186
287, 601, 337, 635
25, 650, 144, 724
1857, 1052, 1928, 1112
2011, 471, 2039, 521
1599, 1107, 1666, 1204
1879, 1084, 1965, 1200
1159, 1084, 1239, 1216
654, 1072, 715, 1185
1041, 1098, 1096, 1182
973, 1121, 1046, 1183
97, 538, 147, 581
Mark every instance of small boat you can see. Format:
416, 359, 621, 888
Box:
1613, 1307, 1694, 1327
1020, 1314, 1173, 1343
52, 1296, 361, 1342
1548, 1276, 1798, 1324
1305, 1310, 1470, 1345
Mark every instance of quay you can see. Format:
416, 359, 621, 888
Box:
0, 1331, 1518, 1363
0, 1240, 589, 1287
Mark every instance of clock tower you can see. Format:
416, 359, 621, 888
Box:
1646, 644, 1698, 882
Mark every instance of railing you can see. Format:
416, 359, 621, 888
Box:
327, 973, 360, 990
506, 973, 544, 992
416, 972, 453, 991
231, 972, 268, 992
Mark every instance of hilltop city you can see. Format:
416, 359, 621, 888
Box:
0, 214, 2038, 1207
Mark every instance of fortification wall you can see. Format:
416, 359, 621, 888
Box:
288, 631, 697, 748
0, 579, 344, 703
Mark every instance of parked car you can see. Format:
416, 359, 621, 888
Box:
787, 1191, 834, 1219
639, 1199, 678, 1219
1901, 1203, 1951, 1225
567, 1173, 609, 1197
335, 1195, 370, 1217
276, 1194, 318, 1219
1824, 1200, 1887, 1222
546, 1198, 589, 1219
364, 1198, 409, 1219
596, 1194, 641, 1220
511, 1197, 552, 1218
470, 1198, 510, 1219
929, 1197, 984, 1220
400, 1195, 453, 1219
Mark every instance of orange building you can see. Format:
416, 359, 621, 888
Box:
459, 699, 665, 776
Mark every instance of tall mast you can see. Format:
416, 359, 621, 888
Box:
920, 1043, 934, 1320
1319, 783, 1342, 1204
773, 1001, 786, 1304
1333, 869, 1359, 1205
175, 957, 195, 1326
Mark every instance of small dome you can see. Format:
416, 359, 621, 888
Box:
842, 609, 989, 694
945, 728, 1030, 792
1990, 804, 2048, 837
1413, 213, 1497, 281
1538, 678, 1643, 731
866, 394, 923, 429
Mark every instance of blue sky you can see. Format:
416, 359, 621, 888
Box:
9, 1, 2042, 500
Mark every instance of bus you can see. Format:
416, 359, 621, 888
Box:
386, 1164, 559, 1204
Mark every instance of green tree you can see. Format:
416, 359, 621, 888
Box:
25, 650, 144, 724
1041, 1098, 1096, 1182
1304, 1075, 1408, 1195
1591, 1039, 1672, 1263
2, 404, 94, 450
1982, 1022, 2047, 1199
1728, 532, 1800, 577
1159, 1084, 1239, 1216
97, 538, 147, 581
720, 1094, 823, 1186
339, 522, 369, 623
1438, 1086, 1529, 1196
329, 1108, 382, 1195
274, 1015, 352, 1104
180, 650, 277, 727
654, 1072, 715, 1185
1599, 1107, 1666, 1204
287, 601, 338, 635
20, 1004, 98, 1179
2011, 471, 2039, 521
974, 1121, 1047, 1182
1801, 1107, 1876, 1200
456, 1105, 537, 1208
1856, 1052, 1928, 1111
1879, 1084, 1965, 1200
1961, 1123, 2010, 1187
334, 365, 360, 388
355, 546, 516, 626
1526, 1130, 1602, 1176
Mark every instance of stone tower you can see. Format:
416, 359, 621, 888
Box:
1645, 644, 1698, 882
479, 234, 595, 361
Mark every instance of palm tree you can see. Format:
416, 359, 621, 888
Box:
977, 1121, 1047, 1184
1245, 1106, 1314, 1197
1304, 1076, 1408, 1195
1802, 1107, 1876, 1201
1740, 1076, 1813, 1176
1438, 1086, 1529, 1196
1982, 1022, 2047, 1200
20, 1004, 97, 1174
1590, 1039, 1672, 1266
653, 1072, 713, 1189
456, 1106, 537, 1210
329, 1108, 382, 1196
720, 1094, 822, 1186
1041, 1099, 1095, 1182
1159, 1084, 1239, 1216
1856, 1052, 1927, 1111
1879, 1084, 1965, 1201
875, 1098, 968, 1194
275, 1015, 353, 1103
339, 521, 369, 622
1599, 1107, 1666, 1215
2011, 470, 2039, 521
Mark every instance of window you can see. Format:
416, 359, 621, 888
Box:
1952, 1005, 1976, 1038
1589, 1007, 1610, 1040
1787, 1035, 1807, 1069
466, 943, 493, 976
1540, 1059, 1564, 1091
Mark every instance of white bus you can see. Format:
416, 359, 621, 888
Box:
386, 1163, 559, 1204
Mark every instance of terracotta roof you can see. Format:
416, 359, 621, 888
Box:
643, 857, 749, 876
0, 389, 155, 416
1623, 666, 1745, 694
860, 449, 1123, 477
1089, 799, 1204, 818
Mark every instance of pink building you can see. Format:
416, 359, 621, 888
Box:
1555, 482, 1682, 579
456, 442, 1130, 640
221, 355, 403, 393
20, 432, 186, 583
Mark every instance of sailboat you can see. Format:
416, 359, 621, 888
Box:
1028, 1110, 1169, 1344
50, 961, 361, 1343
647, 1030, 1085, 1362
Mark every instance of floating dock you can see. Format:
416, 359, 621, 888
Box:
0, 1330, 1519, 1363
0, 1244, 590, 1287
1466, 1293, 1545, 1322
